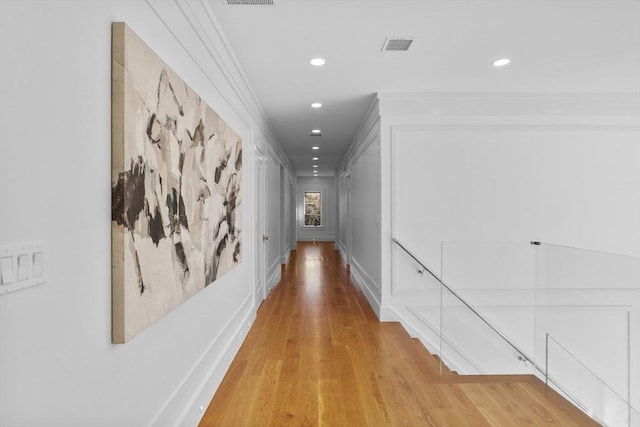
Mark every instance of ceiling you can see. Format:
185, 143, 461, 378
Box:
208, 0, 640, 176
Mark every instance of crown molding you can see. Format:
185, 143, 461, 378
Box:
377, 92, 640, 118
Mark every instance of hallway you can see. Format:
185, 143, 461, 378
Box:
199, 242, 596, 426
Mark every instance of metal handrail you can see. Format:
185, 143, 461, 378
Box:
395, 237, 640, 426
531, 240, 640, 259
395, 238, 640, 425
393, 238, 546, 376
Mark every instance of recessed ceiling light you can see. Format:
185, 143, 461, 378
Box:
311, 102, 322, 108
313, 165, 318, 168
311, 129, 321, 134
312, 157, 319, 160
492, 58, 511, 67
312, 146, 320, 150
310, 58, 325, 66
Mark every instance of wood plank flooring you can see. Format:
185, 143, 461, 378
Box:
200, 242, 597, 426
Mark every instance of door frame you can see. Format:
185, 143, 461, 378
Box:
253, 143, 267, 306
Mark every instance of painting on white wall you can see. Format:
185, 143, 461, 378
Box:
111, 23, 242, 343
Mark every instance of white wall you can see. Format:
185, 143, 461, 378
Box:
337, 172, 349, 261
379, 93, 640, 412
266, 152, 282, 291
393, 126, 640, 267
0, 1, 290, 426
337, 100, 382, 316
296, 177, 337, 242
338, 92, 640, 413
281, 171, 292, 264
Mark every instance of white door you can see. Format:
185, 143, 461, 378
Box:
254, 146, 267, 305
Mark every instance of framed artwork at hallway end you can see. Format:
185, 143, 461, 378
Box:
111, 22, 242, 343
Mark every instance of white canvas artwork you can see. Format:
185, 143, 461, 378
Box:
111, 23, 242, 343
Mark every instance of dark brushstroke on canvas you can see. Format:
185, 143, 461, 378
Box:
198, 181, 211, 202
174, 241, 189, 280
166, 188, 189, 232
206, 167, 241, 285
157, 69, 184, 117
233, 241, 241, 263
114, 64, 241, 300
214, 149, 231, 184
148, 205, 165, 246
112, 157, 146, 231
147, 113, 160, 144
131, 230, 146, 295
224, 174, 239, 236
112, 157, 148, 295
207, 234, 228, 286
234, 139, 242, 171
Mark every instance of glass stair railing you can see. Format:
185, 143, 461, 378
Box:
546, 333, 639, 427
393, 238, 640, 427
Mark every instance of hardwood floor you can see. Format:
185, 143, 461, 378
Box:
200, 242, 597, 426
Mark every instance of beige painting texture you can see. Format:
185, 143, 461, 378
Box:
111, 23, 242, 343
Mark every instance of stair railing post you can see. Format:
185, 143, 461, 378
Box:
439, 241, 444, 376
545, 333, 549, 386
627, 311, 631, 425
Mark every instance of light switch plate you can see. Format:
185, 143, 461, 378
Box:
0, 256, 14, 285
0, 244, 46, 296
17, 254, 30, 282
32, 251, 44, 277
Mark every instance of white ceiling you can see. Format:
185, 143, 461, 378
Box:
208, 0, 640, 175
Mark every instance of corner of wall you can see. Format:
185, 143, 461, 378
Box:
281, 247, 291, 265
336, 241, 348, 264
350, 257, 382, 319
339, 95, 381, 173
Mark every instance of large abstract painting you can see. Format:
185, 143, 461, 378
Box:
111, 23, 242, 343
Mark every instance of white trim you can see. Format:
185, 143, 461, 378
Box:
378, 92, 640, 120
340, 110, 381, 173
149, 294, 256, 427
281, 248, 291, 265
336, 241, 348, 265
146, 0, 291, 170
253, 143, 267, 305
350, 257, 381, 318
266, 258, 281, 294
297, 235, 335, 242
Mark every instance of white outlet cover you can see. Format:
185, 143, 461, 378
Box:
0, 244, 46, 296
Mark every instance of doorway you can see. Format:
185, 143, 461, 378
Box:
253, 145, 267, 305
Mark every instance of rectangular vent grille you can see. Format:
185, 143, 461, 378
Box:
382, 37, 414, 52
225, 0, 275, 5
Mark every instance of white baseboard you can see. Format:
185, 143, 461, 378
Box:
297, 236, 335, 242
281, 248, 291, 265
149, 295, 256, 427
336, 242, 348, 264
350, 257, 381, 318
266, 259, 281, 294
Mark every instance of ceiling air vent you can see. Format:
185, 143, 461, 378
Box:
224, 0, 275, 5
381, 37, 414, 52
